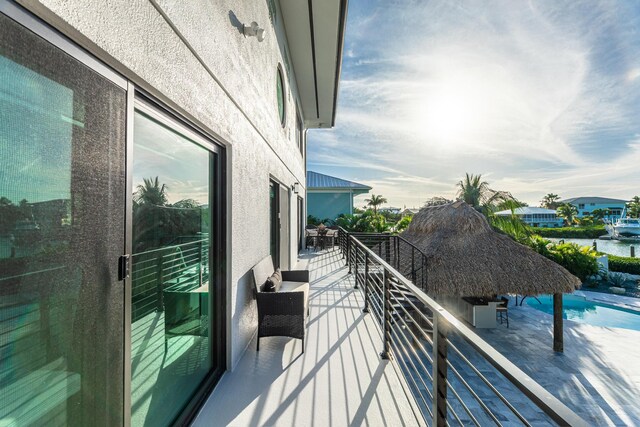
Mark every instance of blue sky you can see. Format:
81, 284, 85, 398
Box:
307, 0, 640, 209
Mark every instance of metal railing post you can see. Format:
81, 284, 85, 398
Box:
384, 237, 391, 264
347, 235, 352, 274
432, 313, 448, 426
156, 252, 164, 312
363, 252, 370, 313
411, 247, 416, 284
380, 268, 391, 359
354, 243, 359, 289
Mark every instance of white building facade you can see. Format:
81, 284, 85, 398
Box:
560, 197, 628, 221
0, 1, 346, 425
495, 207, 564, 228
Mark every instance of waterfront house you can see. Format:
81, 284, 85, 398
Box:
0, 1, 347, 425
494, 206, 564, 228
307, 170, 371, 221
560, 196, 628, 221
0, 2, 595, 426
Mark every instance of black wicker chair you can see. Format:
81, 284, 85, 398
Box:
252, 256, 310, 353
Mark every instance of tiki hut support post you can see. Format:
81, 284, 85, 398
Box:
553, 293, 563, 352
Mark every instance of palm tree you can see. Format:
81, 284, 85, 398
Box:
456, 173, 487, 208
365, 194, 387, 214
556, 203, 578, 226
456, 173, 511, 211
540, 193, 561, 210
134, 177, 168, 206
627, 196, 640, 218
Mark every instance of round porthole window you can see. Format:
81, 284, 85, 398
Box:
277, 66, 285, 126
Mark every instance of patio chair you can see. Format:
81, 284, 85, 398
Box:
497, 296, 509, 328
252, 255, 310, 353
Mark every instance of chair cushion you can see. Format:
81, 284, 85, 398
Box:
262, 271, 283, 292
280, 281, 309, 315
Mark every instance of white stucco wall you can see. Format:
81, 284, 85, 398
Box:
23, 0, 307, 369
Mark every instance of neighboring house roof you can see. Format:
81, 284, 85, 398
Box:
559, 197, 628, 205
495, 207, 558, 216
280, 1, 348, 128
307, 171, 371, 194
402, 208, 420, 215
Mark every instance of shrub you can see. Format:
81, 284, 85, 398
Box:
395, 215, 412, 232
608, 255, 640, 275
335, 212, 390, 233
528, 236, 599, 281
531, 226, 605, 239
607, 272, 628, 287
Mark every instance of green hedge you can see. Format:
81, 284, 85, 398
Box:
608, 255, 640, 275
531, 226, 605, 239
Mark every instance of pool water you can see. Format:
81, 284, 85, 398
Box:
527, 294, 640, 332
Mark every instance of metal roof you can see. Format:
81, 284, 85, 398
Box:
307, 171, 371, 193
495, 207, 558, 216
559, 197, 628, 205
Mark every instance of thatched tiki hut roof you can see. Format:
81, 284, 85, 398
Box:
401, 201, 581, 296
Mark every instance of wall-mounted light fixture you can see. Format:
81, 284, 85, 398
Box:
292, 182, 300, 194
243, 21, 265, 42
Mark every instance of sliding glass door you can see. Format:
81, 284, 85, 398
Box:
129, 104, 222, 426
1, 7, 225, 426
0, 12, 126, 426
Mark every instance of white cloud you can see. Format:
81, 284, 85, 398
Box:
308, 0, 640, 207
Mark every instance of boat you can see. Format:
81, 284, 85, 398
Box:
613, 217, 640, 237
604, 208, 640, 238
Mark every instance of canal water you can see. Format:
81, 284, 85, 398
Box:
548, 238, 637, 257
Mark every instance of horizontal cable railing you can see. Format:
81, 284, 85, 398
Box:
131, 238, 209, 323
337, 227, 585, 427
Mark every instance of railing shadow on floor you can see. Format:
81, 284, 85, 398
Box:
337, 227, 587, 427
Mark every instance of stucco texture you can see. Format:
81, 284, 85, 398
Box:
29, 0, 307, 369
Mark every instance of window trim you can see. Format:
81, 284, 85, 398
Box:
277, 64, 286, 127
0, 1, 126, 89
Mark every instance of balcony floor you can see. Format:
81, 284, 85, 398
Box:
192, 249, 423, 427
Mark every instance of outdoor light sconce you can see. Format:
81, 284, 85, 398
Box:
243, 21, 265, 42
292, 182, 300, 194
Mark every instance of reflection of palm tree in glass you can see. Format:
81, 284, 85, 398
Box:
132, 177, 205, 252
134, 177, 168, 206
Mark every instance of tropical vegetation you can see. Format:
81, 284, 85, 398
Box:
528, 236, 599, 280
540, 193, 561, 210
364, 194, 388, 214
555, 203, 579, 225
451, 173, 600, 280
531, 225, 605, 239
133, 177, 207, 252
627, 196, 640, 218
334, 211, 389, 233
607, 255, 640, 275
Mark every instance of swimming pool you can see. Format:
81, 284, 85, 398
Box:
526, 294, 640, 332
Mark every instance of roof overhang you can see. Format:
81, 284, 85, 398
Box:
309, 188, 370, 195
280, 0, 348, 128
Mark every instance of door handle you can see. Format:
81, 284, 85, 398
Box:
118, 254, 130, 281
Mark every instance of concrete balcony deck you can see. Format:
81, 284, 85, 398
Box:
193, 249, 423, 426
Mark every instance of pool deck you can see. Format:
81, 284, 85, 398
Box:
575, 289, 640, 312
476, 302, 640, 426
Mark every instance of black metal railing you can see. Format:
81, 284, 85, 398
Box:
337, 228, 585, 427
338, 230, 428, 290
131, 238, 209, 323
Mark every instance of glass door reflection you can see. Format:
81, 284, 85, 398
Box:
130, 109, 213, 427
